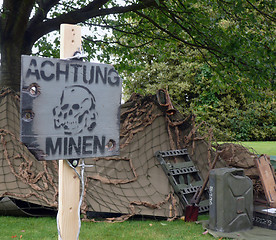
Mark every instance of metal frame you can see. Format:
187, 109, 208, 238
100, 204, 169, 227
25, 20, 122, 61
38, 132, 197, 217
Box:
155, 149, 209, 213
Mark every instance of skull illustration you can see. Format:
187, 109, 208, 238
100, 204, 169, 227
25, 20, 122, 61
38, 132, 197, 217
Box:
53, 85, 97, 135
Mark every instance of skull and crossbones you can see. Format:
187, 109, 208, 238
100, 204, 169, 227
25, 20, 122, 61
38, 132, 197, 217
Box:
53, 85, 97, 135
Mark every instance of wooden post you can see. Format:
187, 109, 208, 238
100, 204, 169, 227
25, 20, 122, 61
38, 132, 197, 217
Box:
58, 24, 82, 240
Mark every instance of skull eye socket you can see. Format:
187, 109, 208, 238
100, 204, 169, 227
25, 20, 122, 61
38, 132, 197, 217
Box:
61, 104, 69, 110
72, 104, 80, 110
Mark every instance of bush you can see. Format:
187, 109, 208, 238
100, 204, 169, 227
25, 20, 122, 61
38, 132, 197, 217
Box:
122, 49, 275, 141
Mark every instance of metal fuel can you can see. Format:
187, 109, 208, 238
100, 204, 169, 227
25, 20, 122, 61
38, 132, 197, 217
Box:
209, 168, 253, 232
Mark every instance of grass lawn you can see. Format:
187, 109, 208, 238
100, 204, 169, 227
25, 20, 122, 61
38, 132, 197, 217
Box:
0, 215, 221, 240
219, 141, 276, 156
239, 141, 276, 156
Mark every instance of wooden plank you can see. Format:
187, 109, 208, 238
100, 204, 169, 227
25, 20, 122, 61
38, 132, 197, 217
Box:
60, 24, 82, 59
58, 24, 81, 240
255, 155, 276, 208
58, 160, 80, 240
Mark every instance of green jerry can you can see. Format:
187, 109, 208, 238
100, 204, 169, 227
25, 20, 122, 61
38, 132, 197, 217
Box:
209, 168, 253, 232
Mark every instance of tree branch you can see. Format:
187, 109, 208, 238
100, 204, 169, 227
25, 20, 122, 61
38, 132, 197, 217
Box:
84, 21, 145, 36
84, 36, 157, 49
28, 0, 60, 27
24, 0, 158, 52
158, 4, 221, 52
245, 0, 276, 22
134, 10, 220, 53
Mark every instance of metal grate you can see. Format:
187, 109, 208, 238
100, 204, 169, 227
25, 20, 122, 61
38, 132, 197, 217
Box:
155, 149, 209, 213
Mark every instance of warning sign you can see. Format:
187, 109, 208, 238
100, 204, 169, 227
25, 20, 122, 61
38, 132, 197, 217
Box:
20, 55, 122, 160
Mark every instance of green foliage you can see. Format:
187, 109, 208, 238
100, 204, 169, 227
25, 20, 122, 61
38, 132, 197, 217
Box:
96, 0, 275, 89
27, 0, 275, 141
227, 101, 276, 141
88, 0, 275, 141
33, 33, 60, 58
192, 96, 275, 141
118, 43, 275, 141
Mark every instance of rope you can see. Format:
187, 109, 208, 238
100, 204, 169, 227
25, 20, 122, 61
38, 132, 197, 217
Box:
1, 89, 263, 227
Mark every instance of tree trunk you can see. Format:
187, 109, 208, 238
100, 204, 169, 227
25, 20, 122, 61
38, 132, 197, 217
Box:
0, 41, 22, 92
0, 0, 35, 92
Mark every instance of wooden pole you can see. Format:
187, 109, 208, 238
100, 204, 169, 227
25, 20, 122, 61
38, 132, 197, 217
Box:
58, 24, 82, 240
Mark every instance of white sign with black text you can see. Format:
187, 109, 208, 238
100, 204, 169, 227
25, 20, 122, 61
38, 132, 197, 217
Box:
20, 55, 122, 160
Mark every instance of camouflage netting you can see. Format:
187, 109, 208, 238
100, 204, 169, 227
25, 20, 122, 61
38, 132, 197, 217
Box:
0, 89, 58, 216
0, 88, 264, 220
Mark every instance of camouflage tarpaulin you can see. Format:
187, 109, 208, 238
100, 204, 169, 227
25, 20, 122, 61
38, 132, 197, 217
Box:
0, 88, 262, 219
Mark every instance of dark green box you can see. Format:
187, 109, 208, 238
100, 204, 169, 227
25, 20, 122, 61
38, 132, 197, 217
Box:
209, 168, 253, 232
253, 204, 276, 230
